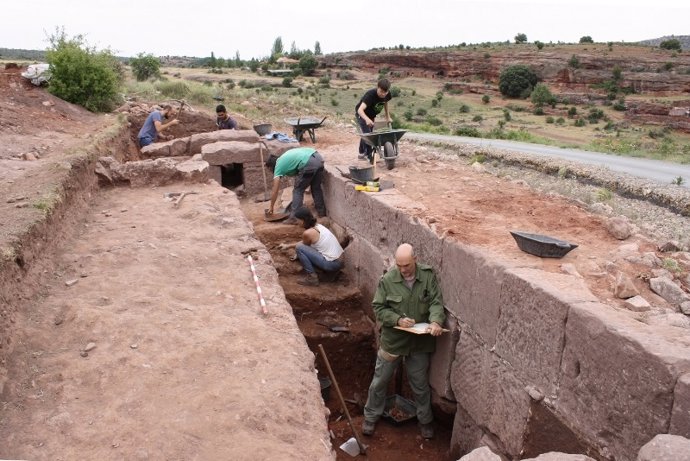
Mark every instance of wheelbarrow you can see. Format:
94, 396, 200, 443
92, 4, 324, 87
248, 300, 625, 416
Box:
358, 123, 407, 170
284, 116, 327, 143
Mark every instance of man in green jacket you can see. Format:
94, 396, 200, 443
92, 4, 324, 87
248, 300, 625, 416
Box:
362, 243, 446, 439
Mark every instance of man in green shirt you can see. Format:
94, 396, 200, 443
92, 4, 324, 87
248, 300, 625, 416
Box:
362, 243, 446, 439
265, 147, 326, 223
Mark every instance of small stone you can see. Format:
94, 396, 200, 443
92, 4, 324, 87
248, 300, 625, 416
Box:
84, 342, 97, 352
525, 385, 544, 401
623, 295, 651, 312
560, 263, 582, 278
65, 279, 79, 287
681, 301, 690, 315
120, 208, 128, 213
605, 216, 633, 240
613, 273, 639, 299
659, 240, 681, 252
80, 351, 88, 357
130, 344, 138, 349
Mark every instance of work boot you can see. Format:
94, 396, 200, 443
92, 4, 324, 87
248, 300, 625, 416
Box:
297, 273, 319, 286
419, 422, 434, 439
362, 419, 376, 436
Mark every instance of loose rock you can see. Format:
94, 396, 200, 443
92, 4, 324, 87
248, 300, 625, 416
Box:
623, 295, 651, 312
649, 277, 690, 306
614, 273, 639, 299
637, 434, 690, 461
606, 216, 633, 240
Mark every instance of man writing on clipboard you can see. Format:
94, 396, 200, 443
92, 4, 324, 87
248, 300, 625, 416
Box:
362, 243, 446, 440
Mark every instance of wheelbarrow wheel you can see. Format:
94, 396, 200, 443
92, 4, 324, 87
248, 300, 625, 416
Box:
384, 142, 396, 170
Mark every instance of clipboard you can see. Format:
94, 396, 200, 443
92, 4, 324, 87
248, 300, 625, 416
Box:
394, 322, 450, 335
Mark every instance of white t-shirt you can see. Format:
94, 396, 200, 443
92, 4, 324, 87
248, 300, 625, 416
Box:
312, 224, 344, 261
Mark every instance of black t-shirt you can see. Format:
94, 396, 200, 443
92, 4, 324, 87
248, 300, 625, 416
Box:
355, 88, 392, 120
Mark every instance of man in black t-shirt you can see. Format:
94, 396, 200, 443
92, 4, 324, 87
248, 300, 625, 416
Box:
355, 78, 392, 160
215, 104, 238, 130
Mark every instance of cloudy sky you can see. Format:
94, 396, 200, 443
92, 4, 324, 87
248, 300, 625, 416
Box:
2, 0, 688, 59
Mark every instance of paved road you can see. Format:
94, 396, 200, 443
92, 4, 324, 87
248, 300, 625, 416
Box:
407, 132, 690, 188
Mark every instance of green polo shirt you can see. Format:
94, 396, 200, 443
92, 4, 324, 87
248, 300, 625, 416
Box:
372, 263, 446, 356
273, 147, 316, 178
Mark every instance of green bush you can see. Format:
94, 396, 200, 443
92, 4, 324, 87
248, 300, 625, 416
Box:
426, 115, 443, 126
431, 99, 439, 107
535, 41, 544, 50
612, 98, 626, 111
282, 77, 293, 87
482, 94, 490, 104
498, 64, 538, 98
556, 117, 565, 125
403, 110, 413, 121
567, 106, 577, 117
416, 108, 427, 116
579, 36, 594, 44
390, 86, 402, 97
299, 52, 317, 76
534, 107, 545, 115
530, 82, 555, 107
459, 104, 470, 113
574, 118, 586, 127
472, 115, 483, 122
587, 108, 605, 123
546, 116, 555, 123
503, 109, 512, 121
455, 126, 481, 137
660, 39, 682, 51
46, 29, 123, 112
155, 81, 190, 99
568, 55, 580, 69
130, 53, 160, 81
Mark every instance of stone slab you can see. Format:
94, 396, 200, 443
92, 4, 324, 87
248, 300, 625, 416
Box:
556, 301, 690, 460
495, 268, 597, 398
671, 373, 690, 437
201, 141, 261, 165
637, 434, 690, 461
451, 332, 531, 457
440, 241, 506, 346
429, 317, 460, 401
189, 130, 260, 154
140, 142, 171, 159
262, 139, 300, 158
208, 165, 222, 186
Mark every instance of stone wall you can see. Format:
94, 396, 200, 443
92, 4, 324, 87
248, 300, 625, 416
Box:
321, 167, 690, 460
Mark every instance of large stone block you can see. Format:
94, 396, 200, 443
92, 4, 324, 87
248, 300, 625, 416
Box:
450, 405, 485, 459
458, 446, 502, 461
242, 164, 270, 196
495, 268, 597, 398
671, 373, 690, 437
340, 235, 389, 318
429, 317, 460, 400
140, 142, 170, 159
208, 165, 222, 185
451, 332, 531, 457
556, 302, 690, 460
637, 434, 690, 461
440, 241, 506, 346
201, 141, 261, 165
262, 139, 300, 158
189, 130, 260, 154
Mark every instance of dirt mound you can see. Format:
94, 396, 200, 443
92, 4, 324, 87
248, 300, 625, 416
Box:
0, 65, 96, 143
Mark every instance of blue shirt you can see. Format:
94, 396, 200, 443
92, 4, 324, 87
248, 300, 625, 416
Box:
138, 110, 163, 141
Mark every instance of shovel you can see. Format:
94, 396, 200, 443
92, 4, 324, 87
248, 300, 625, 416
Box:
316, 321, 350, 333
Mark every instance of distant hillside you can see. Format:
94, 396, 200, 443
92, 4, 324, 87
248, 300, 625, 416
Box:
0, 48, 46, 61
638, 35, 690, 49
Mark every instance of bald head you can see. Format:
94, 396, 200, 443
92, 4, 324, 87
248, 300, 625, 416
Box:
395, 243, 416, 280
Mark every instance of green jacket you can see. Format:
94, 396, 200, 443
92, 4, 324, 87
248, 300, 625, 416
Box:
373, 263, 446, 356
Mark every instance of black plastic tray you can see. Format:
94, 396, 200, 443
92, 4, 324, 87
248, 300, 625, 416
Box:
510, 231, 578, 258
382, 394, 417, 425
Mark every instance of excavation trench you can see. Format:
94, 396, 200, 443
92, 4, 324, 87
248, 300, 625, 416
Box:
242, 200, 455, 460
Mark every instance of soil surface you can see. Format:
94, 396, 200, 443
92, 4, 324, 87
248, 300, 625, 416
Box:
2, 64, 690, 460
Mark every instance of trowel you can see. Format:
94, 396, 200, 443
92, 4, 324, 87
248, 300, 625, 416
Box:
316, 321, 350, 333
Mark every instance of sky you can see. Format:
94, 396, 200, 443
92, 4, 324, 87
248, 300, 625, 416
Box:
2, 0, 689, 60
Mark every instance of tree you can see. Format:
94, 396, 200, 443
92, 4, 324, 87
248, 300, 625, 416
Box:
514, 33, 528, 44
660, 39, 681, 51
535, 41, 544, 50
46, 28, 122, 112
314, 41, 322, 56
299, 52, 317, 76
271, 36, 284, 57
130, 52, 160, 81
209, 51, 217, 68
530, 83, 555, 107
482, 94, 490, 104
568, 54, 580, 69
289, 41, 299, 58
234, 50, 242, 68
498, 64, 538, 98
579, 36, 594, 44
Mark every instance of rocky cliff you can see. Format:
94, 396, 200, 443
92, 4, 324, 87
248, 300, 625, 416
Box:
321, 46, 690, 95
